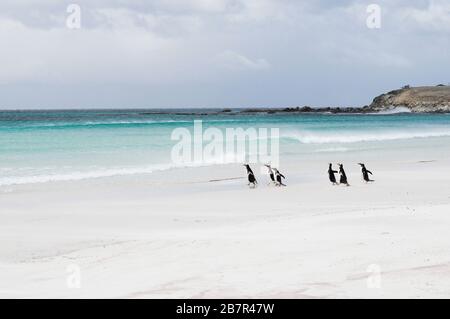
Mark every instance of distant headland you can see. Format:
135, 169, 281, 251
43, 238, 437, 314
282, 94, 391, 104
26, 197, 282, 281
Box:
136, 85, 450, 116
234, 84, 450, 114
369, 85, 450, 113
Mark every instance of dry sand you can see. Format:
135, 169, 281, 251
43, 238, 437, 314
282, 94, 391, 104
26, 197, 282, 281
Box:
1, 150, 450, 298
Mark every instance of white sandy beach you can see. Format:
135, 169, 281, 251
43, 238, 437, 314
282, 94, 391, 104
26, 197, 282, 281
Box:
3, 0, 450, 301
1, 142, 450, 299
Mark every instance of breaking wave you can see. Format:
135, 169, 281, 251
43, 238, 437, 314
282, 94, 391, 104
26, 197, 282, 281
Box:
282, 129, 450, 144
372, 107, 412, 115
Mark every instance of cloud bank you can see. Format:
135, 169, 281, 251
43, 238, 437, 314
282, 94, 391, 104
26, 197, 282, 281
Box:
0, 0, 449, 108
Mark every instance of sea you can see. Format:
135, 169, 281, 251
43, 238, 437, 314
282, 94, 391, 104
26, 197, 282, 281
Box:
1, 109, 450, 186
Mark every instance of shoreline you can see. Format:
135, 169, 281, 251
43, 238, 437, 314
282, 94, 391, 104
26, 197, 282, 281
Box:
1, 107, 449, 116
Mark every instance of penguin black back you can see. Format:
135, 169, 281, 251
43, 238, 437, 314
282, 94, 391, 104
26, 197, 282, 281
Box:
339, 164, 349, 186
265, 164, 275, 183
244, 164, 257, 187
359, 163, 374, 182
273, 168, 286, 186
328, 163, 338, 184
244, 164, 254, 175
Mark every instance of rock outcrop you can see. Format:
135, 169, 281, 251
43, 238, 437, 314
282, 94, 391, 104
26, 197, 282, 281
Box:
369, 85, 450, 113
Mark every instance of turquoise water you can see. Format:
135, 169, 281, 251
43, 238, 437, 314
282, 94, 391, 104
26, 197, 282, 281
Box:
1, 109, 450, 186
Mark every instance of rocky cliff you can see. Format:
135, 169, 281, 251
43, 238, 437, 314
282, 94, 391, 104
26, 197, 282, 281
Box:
370, 85, 450, 113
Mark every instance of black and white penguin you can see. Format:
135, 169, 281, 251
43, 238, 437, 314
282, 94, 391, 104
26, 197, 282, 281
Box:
244, 164, 257, 188
328, 163, 338, 185
273, 168, 286, 187
264, 164, 276, 185
358, 163, 374, 182
338, 164, 349, 186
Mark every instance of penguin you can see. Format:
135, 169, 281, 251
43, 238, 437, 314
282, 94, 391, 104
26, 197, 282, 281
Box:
338, 164, 349, 186
358, 163, 374, 182
273, 168, 286, 186
264, 164, 276, 185
328, 163, 338, 185
244, 164, 257, 188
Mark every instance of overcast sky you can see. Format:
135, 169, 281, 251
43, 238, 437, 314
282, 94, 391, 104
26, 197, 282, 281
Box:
0, 0, 449, 109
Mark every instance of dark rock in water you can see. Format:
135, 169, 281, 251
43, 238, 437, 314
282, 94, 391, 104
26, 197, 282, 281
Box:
281, 107, 301, 112
369, 85, 450, 113
238, 105, 368, 115
299, 106, 313, 112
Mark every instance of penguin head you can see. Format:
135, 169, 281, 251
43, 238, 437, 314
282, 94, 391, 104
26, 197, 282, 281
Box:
358, 163, 365, 168
244, 164, 253, 173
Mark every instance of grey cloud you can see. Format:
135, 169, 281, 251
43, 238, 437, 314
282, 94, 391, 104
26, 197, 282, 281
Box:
0, 0, 449, 108
216, 50, 270, 70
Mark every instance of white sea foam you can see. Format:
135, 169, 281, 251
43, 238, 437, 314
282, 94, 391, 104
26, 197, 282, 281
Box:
0, 164, 178, 186
314, 147, 350, 153
18, 119, 257, 129
283, 129, 450, 144
372, 106, 412, 115
28, 120, 192, 128
0, 155, 248, 186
